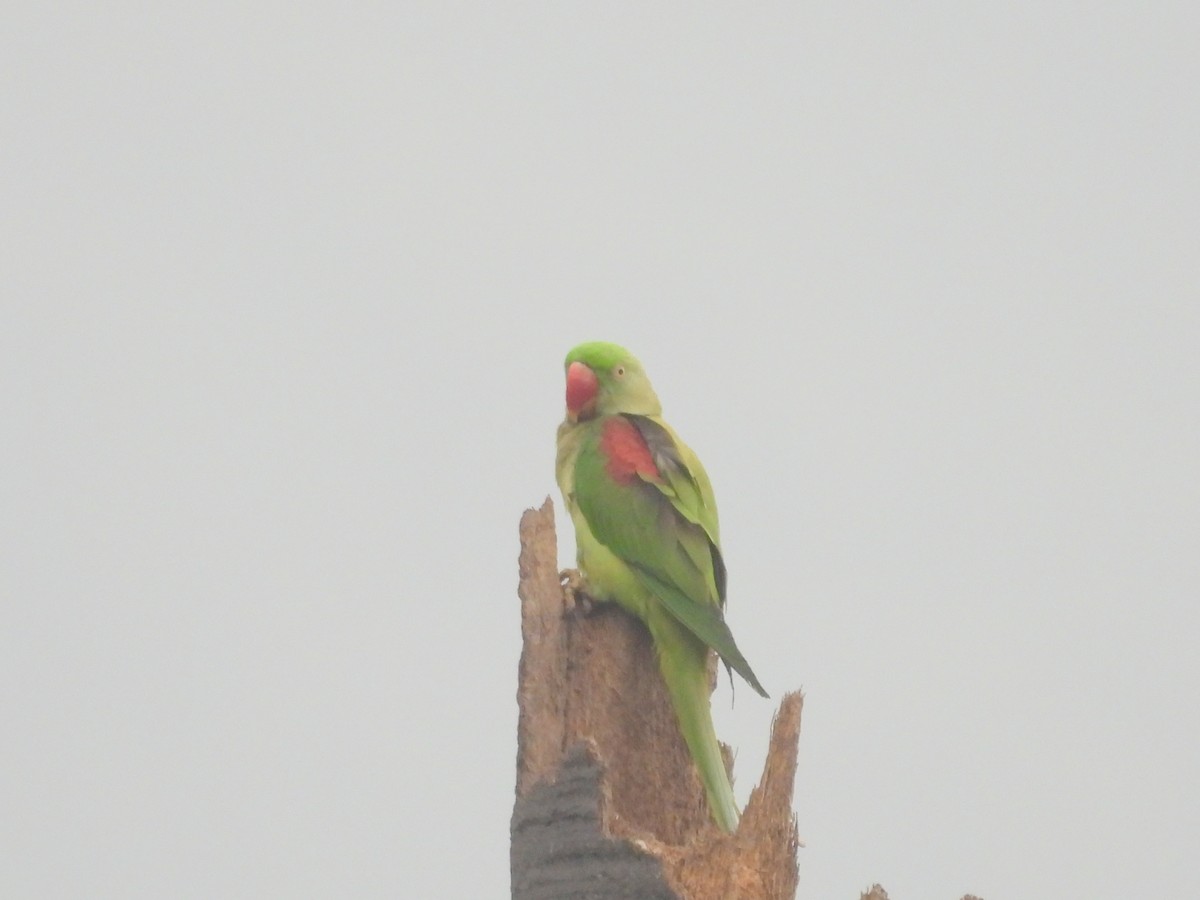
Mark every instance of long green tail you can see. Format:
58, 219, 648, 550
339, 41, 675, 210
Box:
653, 614, 740, 833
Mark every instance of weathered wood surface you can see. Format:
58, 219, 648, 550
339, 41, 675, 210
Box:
512, 498, 803, 900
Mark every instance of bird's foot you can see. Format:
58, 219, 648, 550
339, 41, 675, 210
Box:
559, 568, 600, 616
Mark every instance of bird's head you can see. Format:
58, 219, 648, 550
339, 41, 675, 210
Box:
563, 341, 662, 422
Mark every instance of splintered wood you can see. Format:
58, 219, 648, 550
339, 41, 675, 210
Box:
511, 498, 802, 900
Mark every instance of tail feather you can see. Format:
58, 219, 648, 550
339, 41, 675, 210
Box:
655, 620, 740, 833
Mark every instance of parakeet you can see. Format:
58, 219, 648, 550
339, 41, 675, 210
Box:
554, 340, 767, 833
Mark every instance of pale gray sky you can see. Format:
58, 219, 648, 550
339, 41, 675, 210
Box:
3, 4, 1197, 899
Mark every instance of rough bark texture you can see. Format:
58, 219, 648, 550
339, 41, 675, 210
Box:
512, 498, 803, 900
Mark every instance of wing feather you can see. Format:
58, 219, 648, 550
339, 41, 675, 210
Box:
574, 415, 767, 697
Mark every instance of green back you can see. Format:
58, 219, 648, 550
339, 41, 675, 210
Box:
574, 414, 767, 697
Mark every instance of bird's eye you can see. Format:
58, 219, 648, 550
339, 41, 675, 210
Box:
615, 366, 625, 377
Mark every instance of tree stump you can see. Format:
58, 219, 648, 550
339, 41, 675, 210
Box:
511, 498, 803, 900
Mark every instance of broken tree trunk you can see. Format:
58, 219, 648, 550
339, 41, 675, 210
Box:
512, 498, 803, 900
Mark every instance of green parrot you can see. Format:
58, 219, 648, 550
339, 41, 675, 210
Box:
554, 340, 767, 834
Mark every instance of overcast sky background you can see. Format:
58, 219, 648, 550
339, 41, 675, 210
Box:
3, 4, 1198, 899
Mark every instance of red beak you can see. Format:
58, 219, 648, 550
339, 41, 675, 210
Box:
565, 361, 599, 420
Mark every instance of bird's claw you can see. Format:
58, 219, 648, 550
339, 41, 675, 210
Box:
559, 568, 598, 616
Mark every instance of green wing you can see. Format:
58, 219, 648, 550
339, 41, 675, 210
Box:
574, 415, 767, 697
627, 415, 725, 603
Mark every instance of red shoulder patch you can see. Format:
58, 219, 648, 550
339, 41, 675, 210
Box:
599, 417, 661, 485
